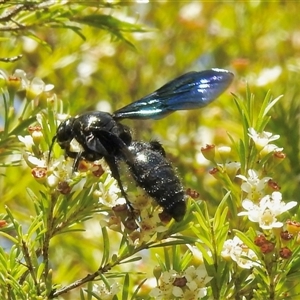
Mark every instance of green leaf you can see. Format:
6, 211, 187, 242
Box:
100, 225, 110, 267
131, 278, 147, 300
256, 92, 282, 131
73, 14, 146, 47
25, 32, 53, 53
37, 262, 45, 282
122, 273, 129, 300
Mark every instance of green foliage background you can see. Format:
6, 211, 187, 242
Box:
0, 1, 299, 299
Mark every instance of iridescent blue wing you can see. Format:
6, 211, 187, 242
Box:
113, 68, 234, 120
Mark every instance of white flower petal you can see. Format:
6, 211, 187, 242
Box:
172, 286, 183, 297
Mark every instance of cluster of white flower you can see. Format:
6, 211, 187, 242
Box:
99, 186, 169, 244
220, 128, 297, 268
238, 189, 297, 230
18, 112, 76, 188
237, 168, 297, 230
236, 128, 297, 230
0, 68, 54, 102
128, 209, 168, 245
92, 282, 120, 300
94, 171, 126, 207
150, 265, 211, 300
236, 167, 297, 231
221, 236, 259, 269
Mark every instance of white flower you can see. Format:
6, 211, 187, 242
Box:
260, 144, 283, 156
128, 210, 167, 246
28, 77, 45, 97
184, 265, 212, 296
236, 169, 271, 202
96, 174, 125, 207
93, 282, 120, 300
47, 155, 74, 187
231, 243, 259, 269
149, 270, 177, 299
126, 190, 152, 210
238, 191, 297, 230
248, 128, 280, 151
10, 69, 54, 101
221, 236, 259, 269
13, 69, 29, 90
225, 161, 241, 179
18, 135, 35, 152
150, 266, 211, 300
221, 238, 235, 260
186, 245, 205, 264
255, 66, 282, 86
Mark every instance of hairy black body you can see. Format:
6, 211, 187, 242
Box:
127, 141, 185, 221
49, 69, 234, 221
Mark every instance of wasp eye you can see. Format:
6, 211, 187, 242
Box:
119, 125, 132, 146
56, 118, 75, 148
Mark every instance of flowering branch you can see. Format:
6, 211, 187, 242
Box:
0, 68, 299, 299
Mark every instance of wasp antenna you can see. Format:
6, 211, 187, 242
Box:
48, 135, 57, 165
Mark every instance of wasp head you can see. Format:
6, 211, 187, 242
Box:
48, 117, 75, 165
55, 118, 75, 149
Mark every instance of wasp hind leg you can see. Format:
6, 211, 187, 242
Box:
104, 155, 138, 229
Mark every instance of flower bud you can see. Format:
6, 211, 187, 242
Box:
31, 167, 47, 183
0, 220, 8, 228
173, 276, 187, 287
225, 161, 241, 180
201, 144, 215, 162
28, 125, 43, 145
260, 241, 275, 254
91, 163, 105, 177
267, 179, 281, 191
57, 181, 72, 195
153, 265, 162, 281
105, 215, 122, 232
280, 230, 293, 244
217, 146, 231, 163
279, 247, 292, 259
296, 232, 300, 245
186, 188, 200, 199
254, 234, 267, 246
286, 220, 300, 234
272, 150, 286, 166
7, 75, 22, 93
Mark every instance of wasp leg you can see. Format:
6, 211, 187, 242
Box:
104, 155, 134, 213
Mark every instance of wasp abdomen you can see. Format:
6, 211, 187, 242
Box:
127, 141, 186, 222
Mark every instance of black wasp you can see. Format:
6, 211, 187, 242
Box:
49, 69, 234, 222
